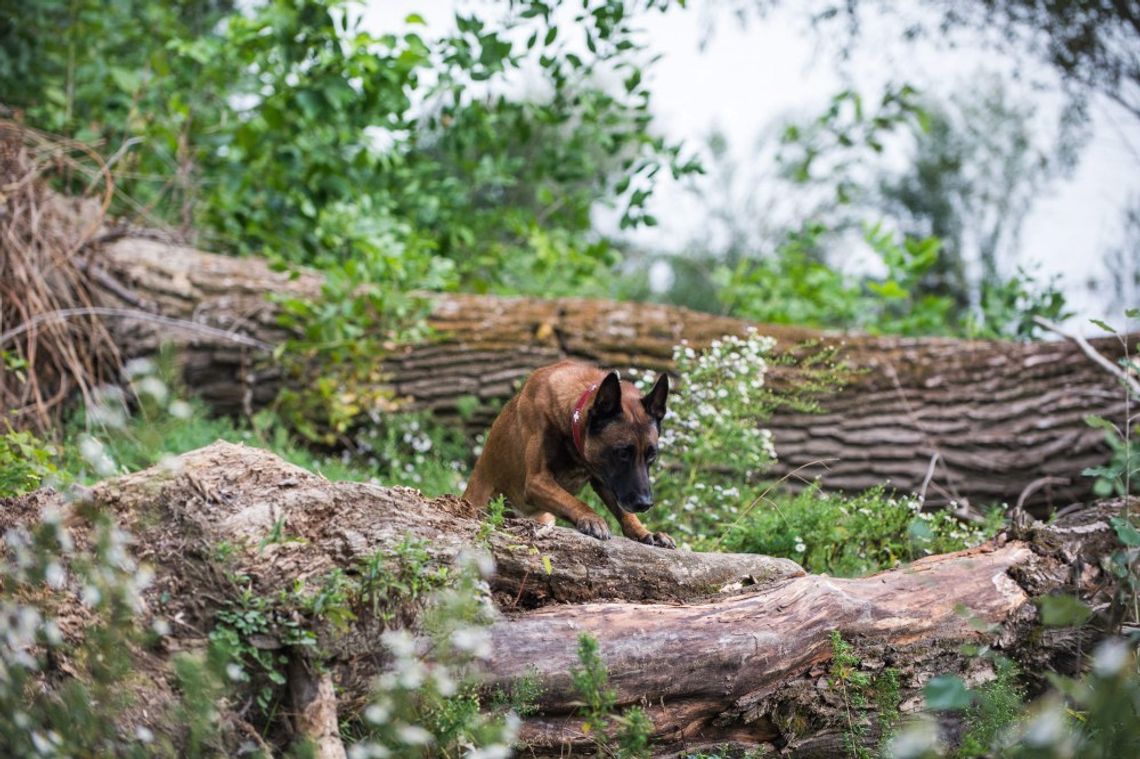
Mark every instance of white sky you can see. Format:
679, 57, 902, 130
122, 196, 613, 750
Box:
363, 1, 1140, 324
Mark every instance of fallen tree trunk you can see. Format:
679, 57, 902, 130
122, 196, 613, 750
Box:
4, 442, 1130, 757
83, 236, 1138, 513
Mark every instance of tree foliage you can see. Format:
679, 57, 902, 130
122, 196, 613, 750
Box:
0, 0, 697, 296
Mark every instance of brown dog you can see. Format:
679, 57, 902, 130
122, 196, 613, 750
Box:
463, 360, 674, 548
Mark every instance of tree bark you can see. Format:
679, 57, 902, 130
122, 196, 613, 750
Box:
86, 236, 1137, 513
6, 442, 1130, 757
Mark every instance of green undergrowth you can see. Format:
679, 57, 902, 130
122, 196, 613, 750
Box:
15, 355, 468, 498
718, 485, 1004, 577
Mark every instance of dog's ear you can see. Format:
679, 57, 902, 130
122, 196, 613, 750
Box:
592, 371, 623, 422
641, 373, 669, 423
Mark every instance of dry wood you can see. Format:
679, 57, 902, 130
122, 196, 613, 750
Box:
85, 237, 1138, 513
3, 443, 1130, 757
288, 658, 348, 759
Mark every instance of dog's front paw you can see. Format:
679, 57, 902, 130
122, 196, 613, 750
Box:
576, 515, 612, 541
641, 531, 676, 549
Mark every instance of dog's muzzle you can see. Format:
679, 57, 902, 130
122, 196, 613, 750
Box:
623, 495, 654, 513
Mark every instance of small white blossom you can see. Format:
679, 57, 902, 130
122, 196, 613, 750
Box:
451, 626, 492, 659
1093, 638, 1130, 677
168, 400, 193, 419
364, 702, 391, 725
381, 629, 416, 658
395, 724, 434, 746
135, 376, 168, 403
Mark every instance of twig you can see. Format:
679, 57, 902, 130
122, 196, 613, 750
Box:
73, 259, 155, 310
1015, 476, 1070, 514
1007, 476, 1070, 534
1034, 316, 1140, 397
917, 452, 939, 504
0, 306, 273, 351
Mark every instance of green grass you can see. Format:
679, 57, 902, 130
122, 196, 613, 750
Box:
56, 397, 377, 487
716, 484, 1003, 577
48, 362, 469, 497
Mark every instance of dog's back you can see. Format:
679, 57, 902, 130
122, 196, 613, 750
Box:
463, 361, 601, 511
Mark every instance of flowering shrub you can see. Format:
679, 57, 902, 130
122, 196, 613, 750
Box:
0, 500, 232, 757
348, 552, 522, 759
629, 332, 1000, 567
638, 329, 781, 546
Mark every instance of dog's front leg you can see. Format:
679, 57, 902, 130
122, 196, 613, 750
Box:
524, 473, 611, 540
590, 478, 676, 549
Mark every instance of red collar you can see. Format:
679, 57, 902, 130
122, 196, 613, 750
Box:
571, 383, 597, 457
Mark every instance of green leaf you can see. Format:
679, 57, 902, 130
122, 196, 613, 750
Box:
1110, 516, 1140, 547
109, 66, 143, 93
924, 675, 972, 710
1038, 594, 1093, 627
868, 280, 907, 300
1089, 318, 1117, 334
405, 13, 425, 25
1126, 308, 1139, 318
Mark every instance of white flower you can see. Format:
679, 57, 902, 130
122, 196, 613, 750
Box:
1021, 699, 1068, 747
502, 711, 522, 743
81, 585, 102, 606
1093, 638, 1130, 677
123, 358, 155, 378
395, 724, 434, 746
451, 626, 492, 658
348, 741, 390, 759
364, 702, 390, 725
135, 376, 168, 403
432, 666, 458, 697
168, 400, 193, 419
458, 549, 496, 579
381, 629, 416, 658
44, 562, 66, 589
42, 620, 63, 646
467, 744, 511, 759
884, 717, 943, 759
78, 436, 117, 476
397, 658, 426, 690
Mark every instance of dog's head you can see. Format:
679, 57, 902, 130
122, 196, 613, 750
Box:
584, 371, 669, 513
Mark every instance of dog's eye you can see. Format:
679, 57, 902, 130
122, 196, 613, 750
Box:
645, 446, 657, 463
615, 445, 634, 461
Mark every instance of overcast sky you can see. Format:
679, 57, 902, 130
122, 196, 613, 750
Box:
364, 1, 1140, 325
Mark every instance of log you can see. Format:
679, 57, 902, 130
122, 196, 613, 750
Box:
84, 236, 1137, 513
4, 442, 1131, 757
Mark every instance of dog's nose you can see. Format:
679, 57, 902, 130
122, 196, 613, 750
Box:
629, 495, 654, 512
